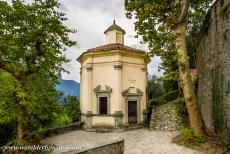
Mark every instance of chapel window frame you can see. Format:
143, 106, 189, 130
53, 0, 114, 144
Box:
99, 96, 108, 115
94, 85, 112, 115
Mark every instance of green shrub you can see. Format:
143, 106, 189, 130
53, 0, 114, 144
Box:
182, 128, 195, 141
182, 128, 205, 143
154, 90, 179, 106
59, 113, 72, 126
196, 133, 205, 143
164, 90, 179, 102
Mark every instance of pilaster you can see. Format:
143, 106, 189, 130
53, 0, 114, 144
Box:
85, 111, 92, 128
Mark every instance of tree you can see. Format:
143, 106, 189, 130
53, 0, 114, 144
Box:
125, 0, 211, 135
62, 95, 80, 123
0, 69, 63, 147
0, 0, 75, 146
147, 75, 165, 100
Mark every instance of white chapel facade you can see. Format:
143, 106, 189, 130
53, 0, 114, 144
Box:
77, 20, 150, 131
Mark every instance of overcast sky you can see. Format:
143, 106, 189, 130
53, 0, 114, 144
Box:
58, 0, 164, 82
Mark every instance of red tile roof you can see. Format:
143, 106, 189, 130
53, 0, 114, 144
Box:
87, 43, 145, 53
77, 43, 150, 63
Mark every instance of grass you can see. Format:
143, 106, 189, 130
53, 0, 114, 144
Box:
172, 129, 230, 154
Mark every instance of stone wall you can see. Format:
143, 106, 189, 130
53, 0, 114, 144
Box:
62, 139, 124, 154
196, 0, 230, 145
150, 98, 187, 131
29, 122, 83, 143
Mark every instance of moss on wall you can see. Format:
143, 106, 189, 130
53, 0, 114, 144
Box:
212, 69, 224, 134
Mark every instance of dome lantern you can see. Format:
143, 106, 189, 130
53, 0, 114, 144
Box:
104, 20, 126, 45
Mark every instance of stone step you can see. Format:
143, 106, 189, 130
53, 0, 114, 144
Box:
124, 124, 142, 131
96, 129, 113, 133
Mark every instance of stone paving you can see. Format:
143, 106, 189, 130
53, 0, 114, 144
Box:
41, 128, 202, 154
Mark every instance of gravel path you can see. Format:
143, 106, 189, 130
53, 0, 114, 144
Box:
41, 129, 202, 154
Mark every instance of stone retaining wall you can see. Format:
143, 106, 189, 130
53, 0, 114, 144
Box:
150, 98, 187, 131
29, 122, 83, 143
196, 0, 230, 145
62, 139, 124, 154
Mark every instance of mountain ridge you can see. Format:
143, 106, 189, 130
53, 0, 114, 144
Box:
56, 79, 80, 99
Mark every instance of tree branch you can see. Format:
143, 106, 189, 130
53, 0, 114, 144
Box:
0, 58, 21, 79
177, 0, 189, 24
24, 32, 44, 76
0, 57, 40, 80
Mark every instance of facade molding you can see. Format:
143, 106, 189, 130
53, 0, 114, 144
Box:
93, 85, 112, 114
121, 88, 143, 125
77, 50, 150, 64
79, 22, 149, 131
122, 88, 143, 97
81, 112, 124, 117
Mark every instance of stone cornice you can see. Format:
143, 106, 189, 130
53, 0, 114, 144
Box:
77, 49, 150, 64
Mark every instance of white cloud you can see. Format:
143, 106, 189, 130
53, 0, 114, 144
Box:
53, 0, 165, 81
148, 57, 164, 77
3, 0, 163, 81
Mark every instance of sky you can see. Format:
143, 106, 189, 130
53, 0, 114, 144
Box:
5, 0, 163, 82
58, 0, 164, 82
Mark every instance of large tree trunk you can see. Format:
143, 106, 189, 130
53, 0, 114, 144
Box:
16, 80, 29, 153
175, 23, 204, 135
17, 104, 29, 146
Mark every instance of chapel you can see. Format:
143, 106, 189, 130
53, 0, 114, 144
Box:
77, 20, 150, 131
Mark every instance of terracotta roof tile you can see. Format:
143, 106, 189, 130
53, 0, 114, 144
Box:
87, 43, 145, 53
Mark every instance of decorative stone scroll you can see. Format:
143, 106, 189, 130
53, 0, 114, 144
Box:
122, 88, 143, 97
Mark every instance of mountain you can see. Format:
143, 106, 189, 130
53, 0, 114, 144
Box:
56, 79, 80, 99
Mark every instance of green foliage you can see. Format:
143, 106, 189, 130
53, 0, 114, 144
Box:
26, 74, 62, 131
163, 90, 180, 102
196, 133, 206, 143
0, 0, 76, 145
61, 95, 80, 123
125, 0, 211, 81
182, 128, 205, 143
59, 113, 72, 126
151, 90, 180, 106
182, 128, 195, 141
163, 79, 179, 93
148, 75, 180, 109
0, 70, 17, 124
147, 75, 165, 100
